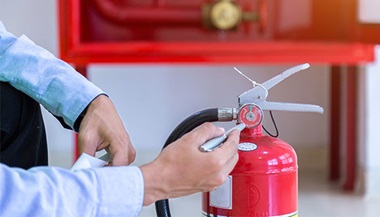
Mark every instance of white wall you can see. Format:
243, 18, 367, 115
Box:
0, 0, 329, 169
359, 0, 380, 23
363, 46, 380, 198
366, 47, 380, 169
358, 0, 380, 198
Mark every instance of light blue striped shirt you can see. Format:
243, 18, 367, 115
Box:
0, 21, 144, 216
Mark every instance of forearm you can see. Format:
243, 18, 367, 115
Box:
0, 22, 103, 129
0, 164, 144, 217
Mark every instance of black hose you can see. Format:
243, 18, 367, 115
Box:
155, 108, 219, 217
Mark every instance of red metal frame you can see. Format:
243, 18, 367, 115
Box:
329, 66, 342, 181
58, 0, 379, 192
58, 0, 376, 65
344, 66, 358, 191
60, 41, 375, 65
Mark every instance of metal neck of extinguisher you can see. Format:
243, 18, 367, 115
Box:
240, 123, 264, 138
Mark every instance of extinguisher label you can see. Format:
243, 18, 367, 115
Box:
210, 176, 232, 209
273, 211, 298, 217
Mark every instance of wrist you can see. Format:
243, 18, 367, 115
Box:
140, 162, 169, 206
75, 94, 108, 132
73, 106, 88, 132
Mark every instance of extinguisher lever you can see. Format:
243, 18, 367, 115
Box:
238, 63, 310, 106
261, 63, 310, 90
237, 63, 324, 114
258, 101, 324, 114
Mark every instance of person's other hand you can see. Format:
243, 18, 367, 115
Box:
140, 122, 240, 205
78, 95, 136, 166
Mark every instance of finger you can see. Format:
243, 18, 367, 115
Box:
128, 145, 137, 164
221, 152, 239, 176
212, 143, 239, 188
221, 130, 240, 150
188, 123, 225, 145
107, 139, 136, 166
206, 152, 239, 190
105, 161, 114, 167
212, 130, 240, 158
107, 147, 130, 166
216, 133, 240, 176
77, 133, 98, 157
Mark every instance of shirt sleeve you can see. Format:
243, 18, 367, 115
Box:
0, 21, 104, 129
0, 163, 144, 217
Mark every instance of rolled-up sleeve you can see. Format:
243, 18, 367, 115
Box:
0, 164, 144, 217
0, 21, 104, 129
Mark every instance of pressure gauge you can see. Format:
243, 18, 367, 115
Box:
209, 0, 242, 30
237, 103, 263, 128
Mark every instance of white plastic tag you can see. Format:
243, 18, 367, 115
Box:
210, 176, 232, 209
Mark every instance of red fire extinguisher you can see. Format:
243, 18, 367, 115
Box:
155, 63, 323, 217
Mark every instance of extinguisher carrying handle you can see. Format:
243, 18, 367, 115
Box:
237, 63, 324, 114
155, 108, 235, 217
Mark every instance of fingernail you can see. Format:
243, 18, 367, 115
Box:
217, 127, 225, 133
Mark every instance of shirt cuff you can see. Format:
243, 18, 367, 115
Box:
94, 166, 144, 217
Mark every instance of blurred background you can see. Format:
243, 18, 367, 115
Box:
1, 0, 380, 216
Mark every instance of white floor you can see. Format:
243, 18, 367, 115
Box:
138, 170, 380, 217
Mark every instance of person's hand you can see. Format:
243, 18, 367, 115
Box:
140, 123, 240, 205
78, 95, 136, 166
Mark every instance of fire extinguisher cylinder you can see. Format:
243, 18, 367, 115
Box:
202, 125, 298, 217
